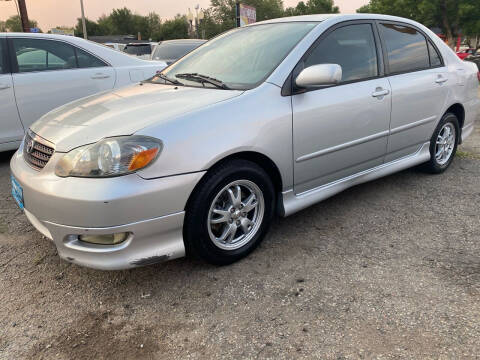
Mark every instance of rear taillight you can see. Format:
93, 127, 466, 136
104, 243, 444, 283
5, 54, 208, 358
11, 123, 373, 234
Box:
477, 71, 480, 83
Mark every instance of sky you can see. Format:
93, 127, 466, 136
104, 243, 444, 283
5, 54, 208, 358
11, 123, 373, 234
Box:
0, 0, 369, 31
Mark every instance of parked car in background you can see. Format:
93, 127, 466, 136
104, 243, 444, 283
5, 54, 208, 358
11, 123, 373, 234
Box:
104, 42, 126, 52
465, 49, 480, 71
10, 14, 479, 270
124, 42, 157, 60
151, 39, 206, 65
0, 33, 166, 151
456, 48, 476, 60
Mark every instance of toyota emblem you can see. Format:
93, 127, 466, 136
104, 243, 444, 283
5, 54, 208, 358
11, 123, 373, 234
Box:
26, 139, 34, 154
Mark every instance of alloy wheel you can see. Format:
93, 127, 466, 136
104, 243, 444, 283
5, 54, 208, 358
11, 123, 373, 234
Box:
207, 180, 265, 250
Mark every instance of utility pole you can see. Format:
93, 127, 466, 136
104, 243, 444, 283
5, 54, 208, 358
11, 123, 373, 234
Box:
17, 0, 30, 32
80, 0, 87, 39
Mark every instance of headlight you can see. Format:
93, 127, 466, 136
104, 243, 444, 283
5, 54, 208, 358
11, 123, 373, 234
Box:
55, 136, 162, 178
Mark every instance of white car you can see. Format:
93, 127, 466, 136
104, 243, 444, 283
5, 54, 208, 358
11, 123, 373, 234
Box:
104, 42, 126, 52
0, 33, 166, 151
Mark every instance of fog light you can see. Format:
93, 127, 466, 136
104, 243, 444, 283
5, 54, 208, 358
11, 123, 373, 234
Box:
79, 232, 130, 245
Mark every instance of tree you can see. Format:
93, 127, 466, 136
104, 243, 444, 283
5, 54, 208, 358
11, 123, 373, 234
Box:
0, 21, 6, 32
458, 0, 480, 47
109, 7, 136, 35
74, 17, 103, 38
144, 12, 162, 40
357, 0, 480, 47
156, 15, 189, 40
4, 15, 39, 32
285, 0, 339, 16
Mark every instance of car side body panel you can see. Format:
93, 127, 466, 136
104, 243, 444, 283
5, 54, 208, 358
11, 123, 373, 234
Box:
137, 82, 295, 191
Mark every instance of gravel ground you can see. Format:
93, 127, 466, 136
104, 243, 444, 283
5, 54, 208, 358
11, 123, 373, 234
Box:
0, 109, 479, 359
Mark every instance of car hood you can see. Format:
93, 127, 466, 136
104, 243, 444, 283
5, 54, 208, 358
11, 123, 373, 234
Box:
31, 83, 243, 152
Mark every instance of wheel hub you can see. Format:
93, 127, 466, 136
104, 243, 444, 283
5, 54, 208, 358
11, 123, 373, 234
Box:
207, 180, 265, 251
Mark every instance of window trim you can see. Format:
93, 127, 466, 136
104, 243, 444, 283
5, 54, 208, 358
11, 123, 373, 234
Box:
283, 20, 386, 96
375, 20, 445, 77
0, 38, 10, 74
8, 37, 111, 74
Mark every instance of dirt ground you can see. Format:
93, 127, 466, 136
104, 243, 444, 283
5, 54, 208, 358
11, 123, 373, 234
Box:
1, 108, 479, 359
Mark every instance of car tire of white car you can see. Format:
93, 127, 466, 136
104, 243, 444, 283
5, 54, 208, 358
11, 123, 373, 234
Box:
184, 159, 275, 265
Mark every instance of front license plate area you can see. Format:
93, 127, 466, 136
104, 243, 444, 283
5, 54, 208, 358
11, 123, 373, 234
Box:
11, 175, 24, 210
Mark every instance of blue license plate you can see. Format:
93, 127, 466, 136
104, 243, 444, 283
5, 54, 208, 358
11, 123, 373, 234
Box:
11, 175, 24, 210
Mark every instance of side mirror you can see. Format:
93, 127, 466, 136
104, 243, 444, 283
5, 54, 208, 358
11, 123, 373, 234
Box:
295, 64, 342, 88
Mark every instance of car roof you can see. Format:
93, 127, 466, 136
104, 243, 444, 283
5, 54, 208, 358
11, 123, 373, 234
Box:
0, 32, 163, 67
253, 13, 424, 26
159, 39, 207, 45
126, 42, 156, 45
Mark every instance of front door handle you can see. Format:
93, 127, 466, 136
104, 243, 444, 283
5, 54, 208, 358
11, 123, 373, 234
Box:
372, 88, 390, 98
0, 83, 11, 90
91, 73, 110, 79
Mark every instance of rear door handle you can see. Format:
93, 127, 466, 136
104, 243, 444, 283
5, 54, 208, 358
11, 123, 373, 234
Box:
372, 88, 390, 98
435, 76, 448, 84
0, 83, 11, 90
91, 73, 110, 79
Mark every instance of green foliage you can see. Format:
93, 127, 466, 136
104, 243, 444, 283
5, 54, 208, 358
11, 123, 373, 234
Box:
156, 15, 190, 40
74, 17, 103, 38
72, 7, 187, 41
285, 0, 340, 16
357, 0, 480, 45
4, 15, 39, 32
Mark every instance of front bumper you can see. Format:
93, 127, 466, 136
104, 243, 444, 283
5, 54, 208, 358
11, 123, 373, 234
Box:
10, 149, 205, 270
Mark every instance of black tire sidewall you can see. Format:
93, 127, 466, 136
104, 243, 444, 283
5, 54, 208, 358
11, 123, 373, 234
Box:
428, 113, 459, 173
184, 160, 275, 265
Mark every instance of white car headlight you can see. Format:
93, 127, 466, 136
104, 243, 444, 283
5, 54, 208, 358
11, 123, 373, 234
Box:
55, 136, 162, 178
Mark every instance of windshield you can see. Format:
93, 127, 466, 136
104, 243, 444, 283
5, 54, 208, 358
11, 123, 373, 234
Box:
160, 22, 318, 90
125, 44, 151, 56
152, 42, 204, 61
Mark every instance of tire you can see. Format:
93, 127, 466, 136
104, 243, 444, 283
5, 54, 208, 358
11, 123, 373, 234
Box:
423, 112, 460, 174
184, 159, 275, 265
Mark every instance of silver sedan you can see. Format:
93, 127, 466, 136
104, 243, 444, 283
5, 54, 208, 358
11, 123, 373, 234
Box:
10, 14, 479, 269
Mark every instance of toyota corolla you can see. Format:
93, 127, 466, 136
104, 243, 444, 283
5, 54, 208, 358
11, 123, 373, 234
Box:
10, 14, 479, 270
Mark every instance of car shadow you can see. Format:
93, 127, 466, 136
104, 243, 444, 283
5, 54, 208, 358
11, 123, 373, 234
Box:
0, 150, 15, 165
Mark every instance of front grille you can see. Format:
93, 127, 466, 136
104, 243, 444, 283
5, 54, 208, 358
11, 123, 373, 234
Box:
23, 132, 55, 170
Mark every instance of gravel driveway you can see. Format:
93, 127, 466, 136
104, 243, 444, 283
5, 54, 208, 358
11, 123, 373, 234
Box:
0, 108, 479, 359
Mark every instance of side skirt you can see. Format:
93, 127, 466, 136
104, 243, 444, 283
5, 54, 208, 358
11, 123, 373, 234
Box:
280, 142, 431, 217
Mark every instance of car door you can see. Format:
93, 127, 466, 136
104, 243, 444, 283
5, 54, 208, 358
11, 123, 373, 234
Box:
9, 37, 115, 130
0, 36, 24, 147
377, 22, 450, 162
292, 22, 392, 194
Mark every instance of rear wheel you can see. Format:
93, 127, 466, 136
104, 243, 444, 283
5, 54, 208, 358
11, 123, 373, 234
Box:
184, 159, 275, 265
423, 113, 459, 173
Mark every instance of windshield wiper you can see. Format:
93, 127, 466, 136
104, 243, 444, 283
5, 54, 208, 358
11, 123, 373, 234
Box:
152, 73, 183, 86
175, 73, 231, 90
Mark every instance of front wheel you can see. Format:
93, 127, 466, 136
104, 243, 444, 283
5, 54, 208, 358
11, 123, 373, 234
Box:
423, 113, 459, 174
184, 159, 275, 265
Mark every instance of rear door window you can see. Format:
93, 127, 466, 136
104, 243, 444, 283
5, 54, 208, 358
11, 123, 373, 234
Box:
12, 38, 76, 73
379, 23, 429, 74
